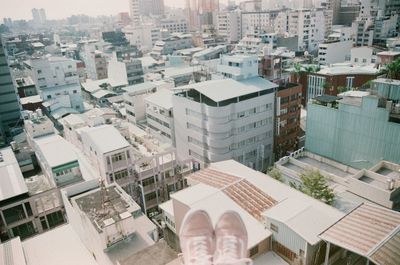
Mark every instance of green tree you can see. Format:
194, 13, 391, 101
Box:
266, 166, 284, 182
379, 59, 400, 80
292, 169, 335, 205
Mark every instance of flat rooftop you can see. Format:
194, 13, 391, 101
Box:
73, 185, 140, 232
119, 240, 178, 265
0, 147, 29, 201
34, 134, 78, 168
22, 225, 98, 265
175, 77, 276, 103
145, 88, 174, 110
297, 156, 353, 178
82, 125, 130, 154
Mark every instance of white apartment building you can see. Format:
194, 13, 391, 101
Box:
24, 56, 84, 114
235, 32, 277, 55
108, 55, 144, 86
123, 25, 161, 52
288, 9, 326, 51
160, 19, 188, 33
318, 40, 353, 65
173, 55, 277, 171
241, 11, 288, 37
350, 46, 377, 65
150, 34, 193, 59
80, 125, 133, 185
61, 112, 193, 216
80, 43, 108, 80
217, 10, 242, 43
123, 82, 157, 124
129, 0, 141, 24
144, 89, 175, 145
217, 54, 259, 80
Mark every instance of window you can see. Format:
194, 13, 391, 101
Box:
270, 223, 279, 233
111, 152, 126, 163
114, 169, 128, 181
250, 245, 259, 257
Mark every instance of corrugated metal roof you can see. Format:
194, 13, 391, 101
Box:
369, 228, 400, 265
187, 168, 277, 220
320, 203, 400, 261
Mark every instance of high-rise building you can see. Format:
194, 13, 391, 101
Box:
0, 39, 21, 146
139, 0, 165, 16
31, 8, 46, 25
173, 55, 277, 172
186, 0, 219, 31
129, 0, 141, 25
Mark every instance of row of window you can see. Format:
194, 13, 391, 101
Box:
55, 168, 72, 177
147, 114, 170, 128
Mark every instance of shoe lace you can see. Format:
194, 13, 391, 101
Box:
215, 236, 253, 265
186, 236, 213, 265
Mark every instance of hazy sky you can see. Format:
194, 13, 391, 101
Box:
1, 0, 237, 21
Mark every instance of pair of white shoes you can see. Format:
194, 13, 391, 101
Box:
179, 210, 253, 265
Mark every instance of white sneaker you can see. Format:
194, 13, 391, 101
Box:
179, 209, 215, 265
214, 211, 253, 265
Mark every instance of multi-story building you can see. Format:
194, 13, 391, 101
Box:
306, 65, 378, 103
79, 125, 133, 185
129, 0, 141, 24
217, 10, 241, 43
0, 147, 66, 242
287, 9, 326, 51
80, 43, 108, 80
123, 24, 162, 52
123, 82, 157, 124
24, 56, 84, 115
318, 40, 353, 65
240, 10, 288, 38
173, 55, 277, 171
160, 19, 189, 33
15, 77, 37, 98
0, 40, 21, 146
108, 53, 144, 86
150, 34, 193, 59
186, 0, 220, 31
144, 88, 175, 144
61, 113, 192, 215
350, 46, 378, 65
274, 83, 302, 160
139, 0, 165, 16
305, 79, 400, 168
31, 8, 46, 26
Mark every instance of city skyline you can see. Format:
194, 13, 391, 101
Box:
0, 0, 237, 21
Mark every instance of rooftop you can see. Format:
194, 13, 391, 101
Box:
82, 125, 130, 154
320, 203, 400, 263
122, 82, 157, 95
184, 160, 344, 245
22, 225, 98, 265
119, 240, 178, 265
0, 147, 28, 201
34, 134, 78, 168
73, 185, 140, 233
144, 88, 174, 110
318, 65, 378, 76
174, 77, 276, 103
